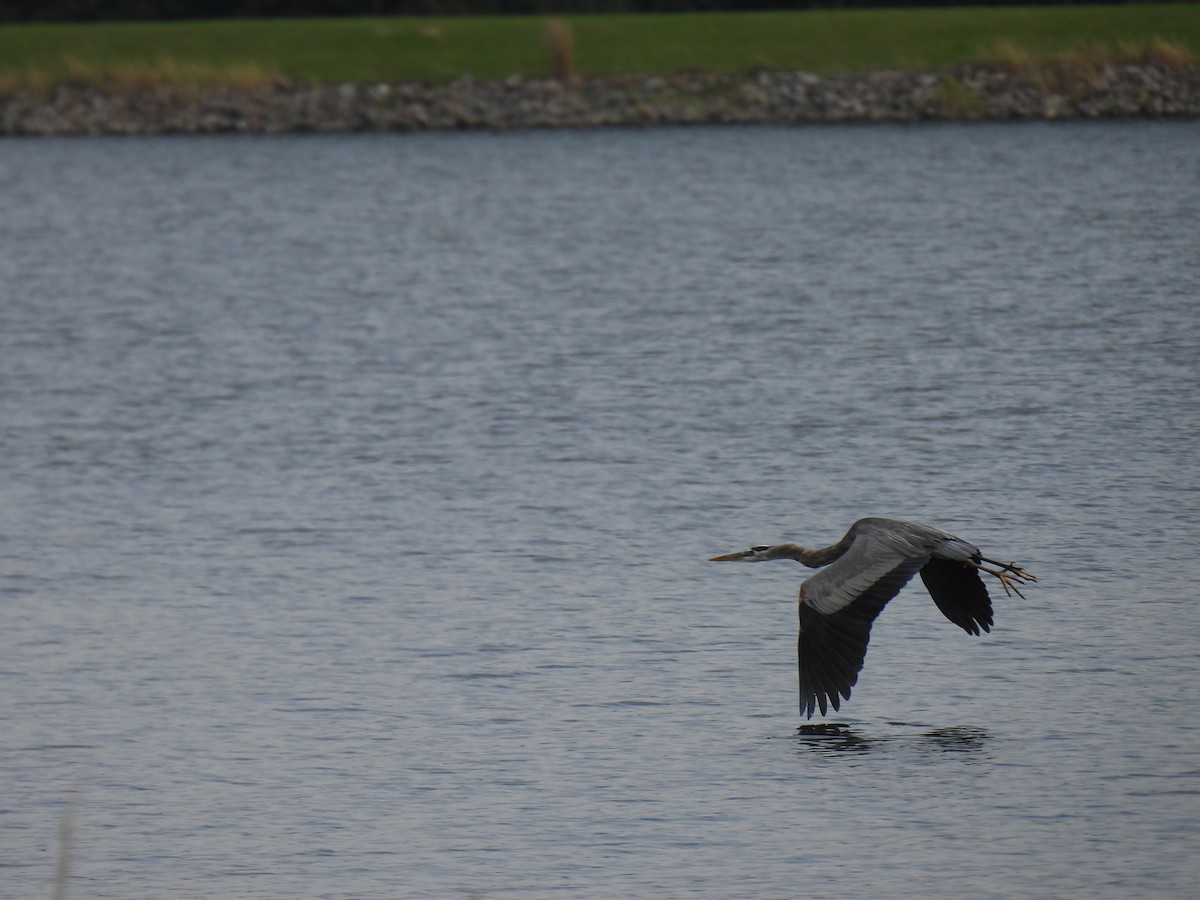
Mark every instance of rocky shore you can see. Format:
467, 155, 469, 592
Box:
3, 63, 1197, 135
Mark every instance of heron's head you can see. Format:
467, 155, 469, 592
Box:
709, 545, 774, 562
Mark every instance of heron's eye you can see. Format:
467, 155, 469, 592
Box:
751, 546, 769, 553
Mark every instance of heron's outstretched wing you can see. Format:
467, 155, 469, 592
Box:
797, 531, 929, 718
919, 558, 993, 636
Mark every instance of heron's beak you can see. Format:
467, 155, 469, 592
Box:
709, 551, 749, 562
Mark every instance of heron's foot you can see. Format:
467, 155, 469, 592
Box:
995, 569, 1030, 599
972, 558, 1036, 599
996, 560, 1036, 583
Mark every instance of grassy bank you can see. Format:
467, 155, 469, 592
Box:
1, 5, 1197, 90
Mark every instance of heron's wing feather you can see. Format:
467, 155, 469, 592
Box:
919, 558, 993, 636
797, 533, 928, 719
801, 529, 927, 616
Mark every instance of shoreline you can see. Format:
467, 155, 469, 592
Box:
3, 63, 1198, 136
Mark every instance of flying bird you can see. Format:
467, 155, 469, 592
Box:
709, 517, 1035, 718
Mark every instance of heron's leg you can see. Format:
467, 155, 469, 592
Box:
969, 559, 1035, 599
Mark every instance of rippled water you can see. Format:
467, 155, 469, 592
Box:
2, 122, 1199, 897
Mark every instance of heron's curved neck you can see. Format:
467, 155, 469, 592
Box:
770, 534, 853, 568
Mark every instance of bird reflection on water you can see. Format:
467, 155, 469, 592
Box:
921, 725, 990, 753
792, 722, 874, 754
790, 723, 990, 755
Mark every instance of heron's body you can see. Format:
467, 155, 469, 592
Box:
710, 517, 1035, 718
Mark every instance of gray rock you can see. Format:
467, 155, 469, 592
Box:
1, 64, 1197, 136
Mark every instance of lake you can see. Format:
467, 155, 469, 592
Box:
2, 122, 1198, 897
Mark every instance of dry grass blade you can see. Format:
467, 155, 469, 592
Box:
0, 57, 280, 98
990, 36, 1195, 95
544, 18, 577, 84
53, 778, 85, 900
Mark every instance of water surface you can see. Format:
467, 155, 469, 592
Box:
2, 122, 1198, 897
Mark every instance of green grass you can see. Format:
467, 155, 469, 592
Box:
0, 6, 1197, 89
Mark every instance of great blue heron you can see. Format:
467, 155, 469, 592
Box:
710, 517, 1036, 718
